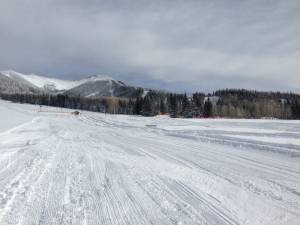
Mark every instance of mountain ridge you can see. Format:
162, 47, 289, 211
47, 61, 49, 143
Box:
0, 70, 144, 98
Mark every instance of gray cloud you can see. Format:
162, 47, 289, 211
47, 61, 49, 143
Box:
0, 0, 300, 93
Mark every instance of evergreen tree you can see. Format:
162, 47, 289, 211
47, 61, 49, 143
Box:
169, 94, 178, 118
134, 97, 143, 115
141, 96, 153, 116
159, 99, 167, 114
203, 98, 213, 118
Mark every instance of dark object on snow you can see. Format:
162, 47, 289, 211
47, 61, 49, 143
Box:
146, 124, 156, 128
72, 111, 80, 115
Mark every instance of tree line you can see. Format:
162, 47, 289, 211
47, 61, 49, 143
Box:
1, 88, 300, 119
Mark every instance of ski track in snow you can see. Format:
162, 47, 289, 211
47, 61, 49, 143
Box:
0, 101, 299, 225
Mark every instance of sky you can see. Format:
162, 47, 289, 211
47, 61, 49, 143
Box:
0, 0, 300, 93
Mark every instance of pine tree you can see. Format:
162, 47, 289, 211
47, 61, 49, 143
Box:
134, 97, 143, 115
159, 99, 167, 114
203, 98, 213, 118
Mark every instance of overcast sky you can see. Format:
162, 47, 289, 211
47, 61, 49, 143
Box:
0, 0, 300, 93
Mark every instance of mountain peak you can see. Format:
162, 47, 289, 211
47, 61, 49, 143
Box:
85, 74, 114, 82
0, 70, 141, 98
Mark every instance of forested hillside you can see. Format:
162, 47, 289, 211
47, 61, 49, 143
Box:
1, 89, 300, 119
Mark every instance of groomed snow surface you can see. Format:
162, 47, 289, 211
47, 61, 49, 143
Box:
0, 100, 299, 225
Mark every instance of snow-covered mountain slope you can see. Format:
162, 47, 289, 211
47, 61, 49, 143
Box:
80, 74, 122, 83
0, 70, 144, 98
65, 76, 143, 98
0, 71, 40, 94
19, 73, 84, 91
0, 100, 299, 225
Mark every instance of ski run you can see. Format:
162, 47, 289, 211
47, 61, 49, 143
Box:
0, 100, 299, 225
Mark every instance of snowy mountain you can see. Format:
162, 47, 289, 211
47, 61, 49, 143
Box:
0, 70, 144, 98
19, 73, 84, 92
0, 70, 40, 94
65, 75, 144, 98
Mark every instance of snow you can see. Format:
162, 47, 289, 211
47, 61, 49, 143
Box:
0, 101, 36, 132
0, 99, 299, 225
86, 92, 98, 97
83, 74, 115, 82
0, 72, 11, 78
142, 90, 149, 98
0, 70, 25, 78
1, 70, 118, 91
19, 74, 84, 90
225, 134, 300, 145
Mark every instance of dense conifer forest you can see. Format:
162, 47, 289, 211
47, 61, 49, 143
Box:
1, 89, 300, 119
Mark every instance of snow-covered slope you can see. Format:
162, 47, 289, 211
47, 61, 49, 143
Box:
65, 76, 143, 98
81, 74, 122, 83
0, 100, 299, 225
0, 70, 79, 93
19, 73, 84, 91
0, 71, 40, 94
0, 100, 36, 132
0, 70, 143, 97
19, 73, 118, 91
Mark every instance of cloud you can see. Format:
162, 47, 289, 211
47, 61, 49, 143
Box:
0, 0, 299, 93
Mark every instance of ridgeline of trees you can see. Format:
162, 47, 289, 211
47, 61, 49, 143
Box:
0, 93, 136, 114
1, 88, 300, 119
213, 89, 300, 119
